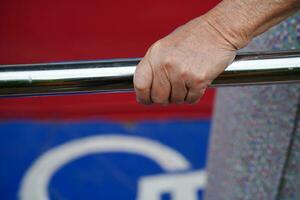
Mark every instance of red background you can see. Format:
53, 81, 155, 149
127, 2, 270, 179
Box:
0, 0, 220, 121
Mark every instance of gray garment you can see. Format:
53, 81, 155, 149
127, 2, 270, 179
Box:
205, 85, 300, 200
205, 13, 300, 200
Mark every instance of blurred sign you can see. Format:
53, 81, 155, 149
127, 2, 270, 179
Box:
0, 120, 210, 200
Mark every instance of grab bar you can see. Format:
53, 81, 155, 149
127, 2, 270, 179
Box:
0, 50, 300, 97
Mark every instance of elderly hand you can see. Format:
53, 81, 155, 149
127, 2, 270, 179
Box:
134, 17, 238, 105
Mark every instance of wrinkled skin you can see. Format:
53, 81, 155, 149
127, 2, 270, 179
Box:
134, 17, 237, 105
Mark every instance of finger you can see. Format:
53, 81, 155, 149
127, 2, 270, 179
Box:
151, 65, 171, 105
184, 72, 210, 104
164, 64, 187, 104
185, 88, 206, 104
170, 78, 187, 104
134, 57, 153, 105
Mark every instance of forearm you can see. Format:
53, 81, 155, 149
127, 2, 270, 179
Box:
200, 0, 300, 49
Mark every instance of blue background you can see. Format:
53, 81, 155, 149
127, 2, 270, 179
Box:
0, 120, 210, 200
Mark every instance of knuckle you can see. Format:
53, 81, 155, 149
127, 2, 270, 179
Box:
163, 55, 179, 72
134, 80, 148, 92
193, 73, 207, 84
180, 69, 189, 79
178, 66, 194, 80
163, 56, 172, 67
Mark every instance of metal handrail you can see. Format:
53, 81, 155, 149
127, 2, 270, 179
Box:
0, 50, 300, 97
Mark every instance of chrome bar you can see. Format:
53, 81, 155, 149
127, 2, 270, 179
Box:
0, 50, 300, 97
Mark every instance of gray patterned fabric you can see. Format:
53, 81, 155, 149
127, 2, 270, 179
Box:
205, 12, 300, 200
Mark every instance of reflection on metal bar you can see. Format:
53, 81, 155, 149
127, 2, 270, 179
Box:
0, 50, 300, 97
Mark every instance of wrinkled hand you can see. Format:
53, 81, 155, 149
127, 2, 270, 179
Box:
134, 17, 237, 105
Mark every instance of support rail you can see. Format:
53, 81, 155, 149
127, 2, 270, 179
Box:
0, 51, 300, 97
